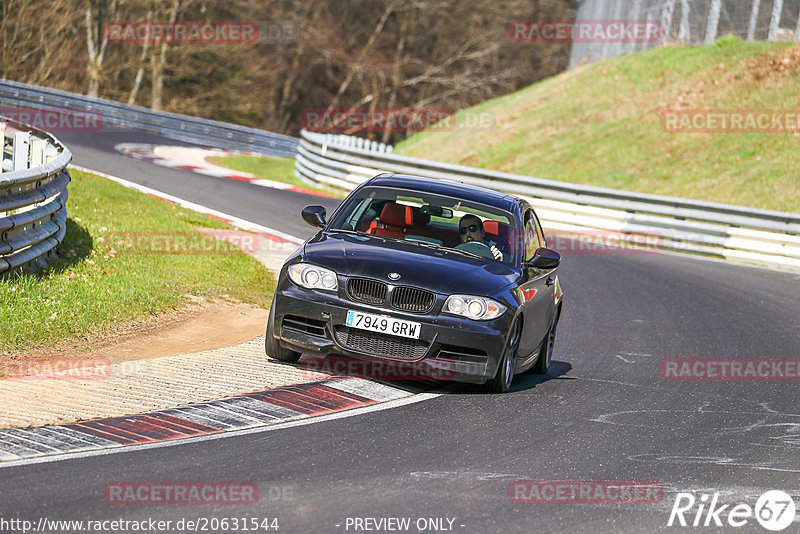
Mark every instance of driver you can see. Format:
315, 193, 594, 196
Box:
459, 214, 503, 261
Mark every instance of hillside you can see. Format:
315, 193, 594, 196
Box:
394, 36, 800, 213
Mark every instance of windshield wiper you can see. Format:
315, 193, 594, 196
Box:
442, 247, 483, 260
329, 228, 373, 238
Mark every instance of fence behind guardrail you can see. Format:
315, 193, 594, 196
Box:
0, 116, 71, 275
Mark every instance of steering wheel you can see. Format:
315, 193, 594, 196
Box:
454, 240, 495, 259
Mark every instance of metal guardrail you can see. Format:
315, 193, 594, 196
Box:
0, 79, 299, 157
0, 116, 71, 275
295, 129, 800, 271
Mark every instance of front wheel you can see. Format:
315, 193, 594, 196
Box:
265, 297, 301, 363
487, 320, 521, 394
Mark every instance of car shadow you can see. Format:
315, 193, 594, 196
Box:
277, 354, 573, 396
429, 359, 574, 395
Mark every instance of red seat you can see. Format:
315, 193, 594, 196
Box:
407, 207, 443, 242
366, 202, 414, 238
483, 220, 512, 252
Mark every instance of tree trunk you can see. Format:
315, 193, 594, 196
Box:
151, 0, 180, 110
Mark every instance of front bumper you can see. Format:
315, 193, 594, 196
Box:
271, 278, 514, 384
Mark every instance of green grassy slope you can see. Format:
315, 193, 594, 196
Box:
395, 36, 800, 213
0, 170, 274, 351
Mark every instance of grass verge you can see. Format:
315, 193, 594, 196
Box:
0, 169, 275, 353
211, 155, 346, 198
395, 36, 800, 213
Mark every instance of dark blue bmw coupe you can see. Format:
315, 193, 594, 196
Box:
266, 174, 563, 393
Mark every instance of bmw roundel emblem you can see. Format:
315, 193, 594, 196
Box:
388, 272, 401, 281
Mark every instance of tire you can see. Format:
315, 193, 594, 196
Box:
265, 298, 301, 363
487, 320, 521, 394
532, 310, 558, 374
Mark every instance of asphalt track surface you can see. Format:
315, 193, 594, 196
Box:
2, 128, 800, 533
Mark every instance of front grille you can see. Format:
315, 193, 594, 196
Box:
391, 286, 435, 313
335, 326, 429, 359
347, 278, 435, 314
347, 278, 387, 305
282, 315, 327, 337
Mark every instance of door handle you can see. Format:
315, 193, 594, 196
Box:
545, 277, 555, 287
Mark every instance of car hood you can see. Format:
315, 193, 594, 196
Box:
303, 232, 518, 295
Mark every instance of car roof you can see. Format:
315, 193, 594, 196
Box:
365, 173, 520, 213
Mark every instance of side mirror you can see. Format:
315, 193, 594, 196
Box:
528, 247, 560, 270
301, 205, 327, 228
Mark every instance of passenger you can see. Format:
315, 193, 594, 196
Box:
459, 214, 503, 260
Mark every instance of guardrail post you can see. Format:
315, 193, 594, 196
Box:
30, 138, 46, 167
44, 145, 59, 162
0, 121, 5, 174
12, 132, 30, 170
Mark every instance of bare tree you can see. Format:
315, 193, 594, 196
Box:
85, 0, 120, 98
150, 0, 181, 110
127, 8, 153, 105
2, 0, 575, 139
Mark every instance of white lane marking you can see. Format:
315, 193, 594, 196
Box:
615, 355, 634, 363
0, 393, 440, 469
324, 378, 413, 402
152, 145, 256, 177
251, 179, 293, 189
68, 164, 304, 245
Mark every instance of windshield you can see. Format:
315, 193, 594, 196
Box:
328, 186, 520, 266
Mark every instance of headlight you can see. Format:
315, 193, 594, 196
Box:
288, 263, 338, 291
443, 294, 506, 320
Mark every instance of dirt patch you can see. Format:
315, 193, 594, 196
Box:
749, 46, 800, 80
5, 297, 268, 366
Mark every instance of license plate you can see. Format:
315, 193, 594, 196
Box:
346, 310, 421, 339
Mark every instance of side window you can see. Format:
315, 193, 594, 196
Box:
524, 211, 541, 261
533, 212, 546, 249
